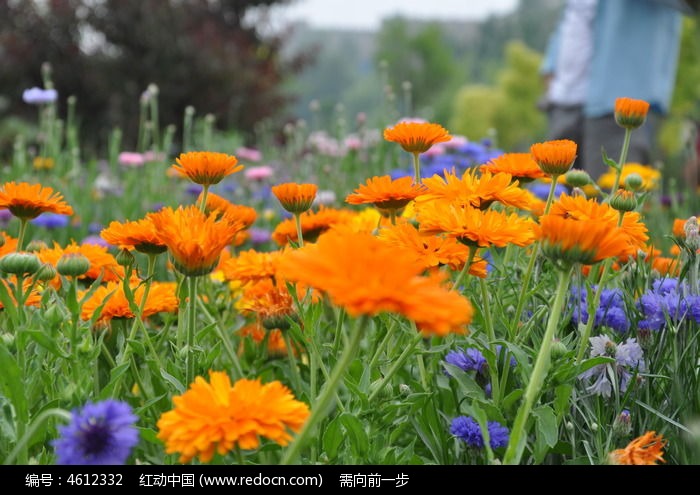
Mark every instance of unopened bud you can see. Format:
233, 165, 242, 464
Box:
25, 240, 48, 252
57, 252, 90, 277
35, 263, 57, 282
610, 189, 637, 212
0, 252, 41, 276
624, 173, 644, 192
565, 170, 591, 188
115, 248, 135, 268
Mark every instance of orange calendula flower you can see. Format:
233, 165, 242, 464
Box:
479, 153, 548, 182
101, 217, 167, 254
271, 206, 355, 246
417, 169, 533, 211
236, 278, 296, 330
0, 278, 42, 309
37, 242, 125, 284
383, 121, 451, 154
171, 151, 243, 186
346, 175, 425, 211
0, 233, 19, 257
238, 324, 290, 357
609, 431, 665, 465
537, 215, 634, 265
157, 371, 310, 463
221, 249, 281, 284
673, 218, 688, 238
271, 183, 318, 214
530, 139, 577, 176
598, 163, 660, 191
80, 281, 179, 325
614, 97, 650, 130
277, 230, 474, 336
149, 205, 244, 277
0, 182, 73, 220
198, 191, 257, 229
416, 203, 536, 248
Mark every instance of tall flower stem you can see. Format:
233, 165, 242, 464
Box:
608, 129, 633, 196
411, 152, 422, 184
280, 316, 369, 465
479, 277, 501, 404
503, 266, 572, 464
198, 185, 210, 213
294, 213, 304, 248
368, 330, 424, 402
451, 246, 477, 291
16, 218, 28, 252
185, 275, 198, 385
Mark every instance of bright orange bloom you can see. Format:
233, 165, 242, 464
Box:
614, 97, 650, 130
238, 324, 290, 357
673, 218, 688, 238
609, 431, 665, 465
236, 278, 296, 330
157, 371, 310, 463
37, 242, 125, 284
537, 215, 634, 265
383, 121, 451, 154
271, 207, 355, 246
378, 221, 487, 277
199, 192, 257, 229
221, 249, 281, 284
101, 218, 167, 254
0, 233, 19, 257
416, 202, 536, 248
598, 163, 660, 191
271, 183, 318, 214
417, 169, 533, 211
149, 205, 244, 277
346, 175, 425, 211
80, 281, 179, 325
171, 151, 243, 186
0, 278, 42, 309
530, 139, 577, 176
0, 182, 73, 220
277, 230, 474, 336
480, 153, 548, 182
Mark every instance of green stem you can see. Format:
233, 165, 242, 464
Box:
452, 245, 477, 291
543, 175, 560, 216
196, 297, 243, 379
368, 330, 424, 402
294, 213, 304, 248
368, 319, 397, 371
16, 219, 28, 252
608, 129, 632, 197
199, 185, 209, 213
411, 152, 422, 184
282, 331, 303, 394
575, 260, 613, 364
503, 266, 572, 464
4, 408, 72, 465
510, 243, 540, 339
186, 275, 198, 385
280, 316, 369, 465
479, 277, 501, 404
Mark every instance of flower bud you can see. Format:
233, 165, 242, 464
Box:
35, 263, 57, 282
565, 170, 591, 188
609, 189, 637, 212
115, 248, 135, 268
624, 173, 644, 191
0, 252, 41, 275
612, 409, 632, 437
25, 240, 48, 252
57, 252, 90, 277
551, 338, 569, 359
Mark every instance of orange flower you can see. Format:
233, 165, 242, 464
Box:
171, 151, 243, 186
221, 249, 281, 284
378, 221, 487, 276
80, 281, 179, 325
198, 191, 257, 229
277, 230, 473, 336
149, 205, 244, 277
101, 217, 167, 254
0, 278, 42, 309
673, 218, 689, 238
346, 175, 425, 211
609, 431, 665, 465
238, 324, 290, 357
37, 242, 125, 284
417, 169, 533, 211
236, 278, 296, 330
0, 182, 73, 220
157, 371, 310, 463
530, 139, 577, 176
537, 215, 633, 265
383, 121, 451, 154
615, 97, 650, 130
479, 153, 547, 182
271, 207, 355, 246
271, 183, 318, 214
416, 202, 536, 248
598, 163, 660, 191
0, 233, 19, 257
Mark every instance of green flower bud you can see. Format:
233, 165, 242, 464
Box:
115, 248, 135, 268
564, 170, 591, 188
35, 263, 57, 282
550, 338, 569, 359
25, 240, 48, 252
57, 253, 90, 277
0, 252, 41, 275
609, 189, 637, 212
624, 173, 644, 191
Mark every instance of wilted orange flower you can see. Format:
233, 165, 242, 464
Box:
198, 191, 257, 229
238, 324, 290, 357
378, 221, 487, 276
530, 139, 577, 176
101, 218, 167, 254
598, 163, 660, 191
171, 151, 243, 186
609, 431, 665, 465
417, 203, 536, 248
0, 182, 73, 220
614, 97, 650, 130
37, 242, 125, 284
80, 281, 179, 325
221, 249, 281, 284
480, 153, 547, 182
417, 169, 533, 211
150, 205, 244, 277
271, 183, 318, 214
537, 215, 634, 265
277, 230, 474, 336
157, 371, 310, 463
383, 121, 451, 154
271, 207, 355, 246
346, 175, 425, 211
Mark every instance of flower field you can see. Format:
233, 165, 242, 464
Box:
1, 86, 699, 466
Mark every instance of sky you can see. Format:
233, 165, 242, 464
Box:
275, 0, 519, 31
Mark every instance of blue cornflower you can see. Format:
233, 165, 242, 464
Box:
444, 346, 516, 376
637, 278, 700, 331
579, 336, 645, 398
53, 400, 139, 465
570, 286, 630, 334
528, 182, 567, 201
23, 87, 58, 105
31, 213, 70, 229
450, 416, 509, 449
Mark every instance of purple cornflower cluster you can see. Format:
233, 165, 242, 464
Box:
570, 286, 630, 334
450, 416, 509, 449
444, 346, 516, 397
579, 335, 646, 398
637, 278, 700, 331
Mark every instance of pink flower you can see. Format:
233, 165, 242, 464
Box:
142, 151, 166, 163
444, 135, 469, 149
244, 165, 274, 181
118, 152, 145, 168
344, 135, 363, 151
236, 147, 262, 163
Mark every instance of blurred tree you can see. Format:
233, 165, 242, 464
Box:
0, 0, 312, 152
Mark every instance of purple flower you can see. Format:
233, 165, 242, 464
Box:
53, 400, 139, 465
82, 235, 111, 248
570, 286, 630, 334
248, 228, 271, 246
529, 182, 567, 201
579, 336, 645, 398
450, 416, 509, 449
23, 87, 58, 105
637, 278, 700, 330
31, 213, 70, 229
445, 348, 488, 375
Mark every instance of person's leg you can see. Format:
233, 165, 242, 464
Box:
547, 105, 585, 169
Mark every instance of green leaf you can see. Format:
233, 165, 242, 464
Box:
553, 384, 573, 417
136, 427, 162, 446
533, 406, 558, 448
442, 363, 485, 400
0, 345, 27, 421
24, 329, 69, 359
160, 369, 185, 395
98, 363, 131, 399
322, 416, 343, 461
339, 412, 369, 458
